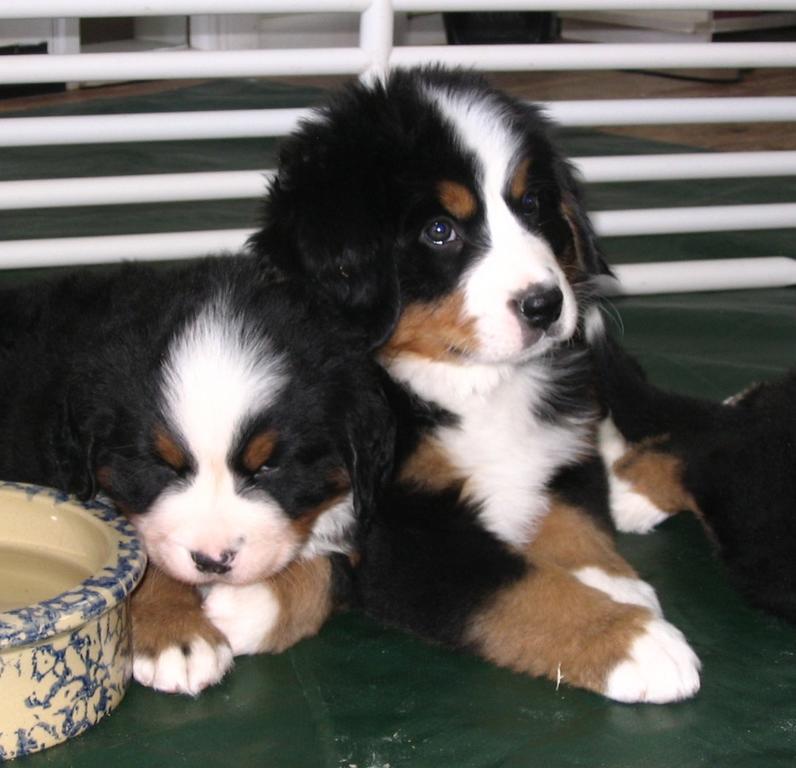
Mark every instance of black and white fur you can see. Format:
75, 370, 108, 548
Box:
0, 257, 392, 693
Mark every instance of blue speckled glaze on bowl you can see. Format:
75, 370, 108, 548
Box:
0, 482, 147, 761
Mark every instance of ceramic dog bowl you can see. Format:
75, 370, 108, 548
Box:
0, 482, 146, 761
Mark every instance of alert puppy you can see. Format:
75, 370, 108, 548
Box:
249, 67, 701, 702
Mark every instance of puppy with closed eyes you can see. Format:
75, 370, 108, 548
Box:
0, 257, 393, 694
249, 66, 701, 703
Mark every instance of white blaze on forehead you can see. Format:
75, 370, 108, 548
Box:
421, 85, 578, 361
162, 295, 287, 455
136, 294, 297, 586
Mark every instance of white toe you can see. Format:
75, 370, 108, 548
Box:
608, 474, 670, 534
133, 636, 233, 696
604, 618, 701, 704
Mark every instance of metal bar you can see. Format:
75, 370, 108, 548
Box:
6, 152, 796, 209
0, 171, 273, 209
0, 47, 370, 84
605, 257, 796, 295
3, 98, 795, 148
576, 151, 796, 183
3, 41, 795, 84
394, 0, 796, 10
0, 230, 254, 269
545, 97, 796, 126
0, 109, 307, 147
593, 203, 796, 236
360, 0, 393, 79
0, 0, 371, 17
5, 0, 794, 17
390, 42, 796, 71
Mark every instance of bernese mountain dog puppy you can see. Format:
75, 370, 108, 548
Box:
591, 330, 796, 623
0, 257, 393, 695
248, 67, 701, 702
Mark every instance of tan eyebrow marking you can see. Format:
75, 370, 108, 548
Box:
242, 429, 279, 473
511, 158, 532, 200
153, 426, 188, 472
437, 180, 478, 220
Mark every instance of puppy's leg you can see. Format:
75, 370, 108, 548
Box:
466, 556, 701, 704
600, 418, 682, 534
533, 501, 662, 616
203, 556, 336, 657
131, 565, 233, 696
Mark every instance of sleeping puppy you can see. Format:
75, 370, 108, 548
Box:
249, 66, 701, 703
0, 257, 393, 694
590, 329, 796, 623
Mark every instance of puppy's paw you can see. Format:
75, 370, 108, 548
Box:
608, 474, 670, 534
598, 418, 670, 534
203, 582, 281, 656
604, 618, 701, 704
130, 567, 234, 695
133, 636, 234, 696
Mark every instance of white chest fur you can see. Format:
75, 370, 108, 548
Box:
387, 355, 591, 546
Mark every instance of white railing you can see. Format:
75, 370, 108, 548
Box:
0, 0, 794, 294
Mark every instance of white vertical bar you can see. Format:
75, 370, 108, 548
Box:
360, 0, 394, 80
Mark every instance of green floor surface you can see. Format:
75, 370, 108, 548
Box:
2, 79, 795, 767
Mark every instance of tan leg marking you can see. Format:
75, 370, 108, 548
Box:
465, 561, 651, 695
259, 556, 336, 653
131, 564, 227, 657
528, 500, 638, 577
614, 444, 698, 516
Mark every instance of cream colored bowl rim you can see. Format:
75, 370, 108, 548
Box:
0, 482, 146, 651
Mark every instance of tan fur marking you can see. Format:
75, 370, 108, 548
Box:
131, 565, 228, 658
529, 501, 638, 578
398, 436, 464, 493
242, 429, 279, 474
437, 180, 477, 220
291, 490, 350, 539
153, 427, 187, 473
259, 557, 335, 653
510, 158, 531, 200
615, 444, 698, 516
466, 561, 652, 694
381, 293, 478, 362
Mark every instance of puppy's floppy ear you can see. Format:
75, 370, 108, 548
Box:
555, 158, 612, 277
340, 370, 395, 538
249, 136, 401, 350
55, 399, 115, 501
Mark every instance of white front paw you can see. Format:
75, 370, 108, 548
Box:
133, 636, 234, 696
599, 418, 669, 534
604, 618, 701, 704
203, 582, 281, 656
609, 474, 670, 534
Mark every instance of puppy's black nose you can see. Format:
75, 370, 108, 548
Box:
517, 286, 563, 330
191, 550, 233, 575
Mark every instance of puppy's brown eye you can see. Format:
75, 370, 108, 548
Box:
423, 218, 458, 247
520, 191, 539, 215
255, 456, 279, 476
